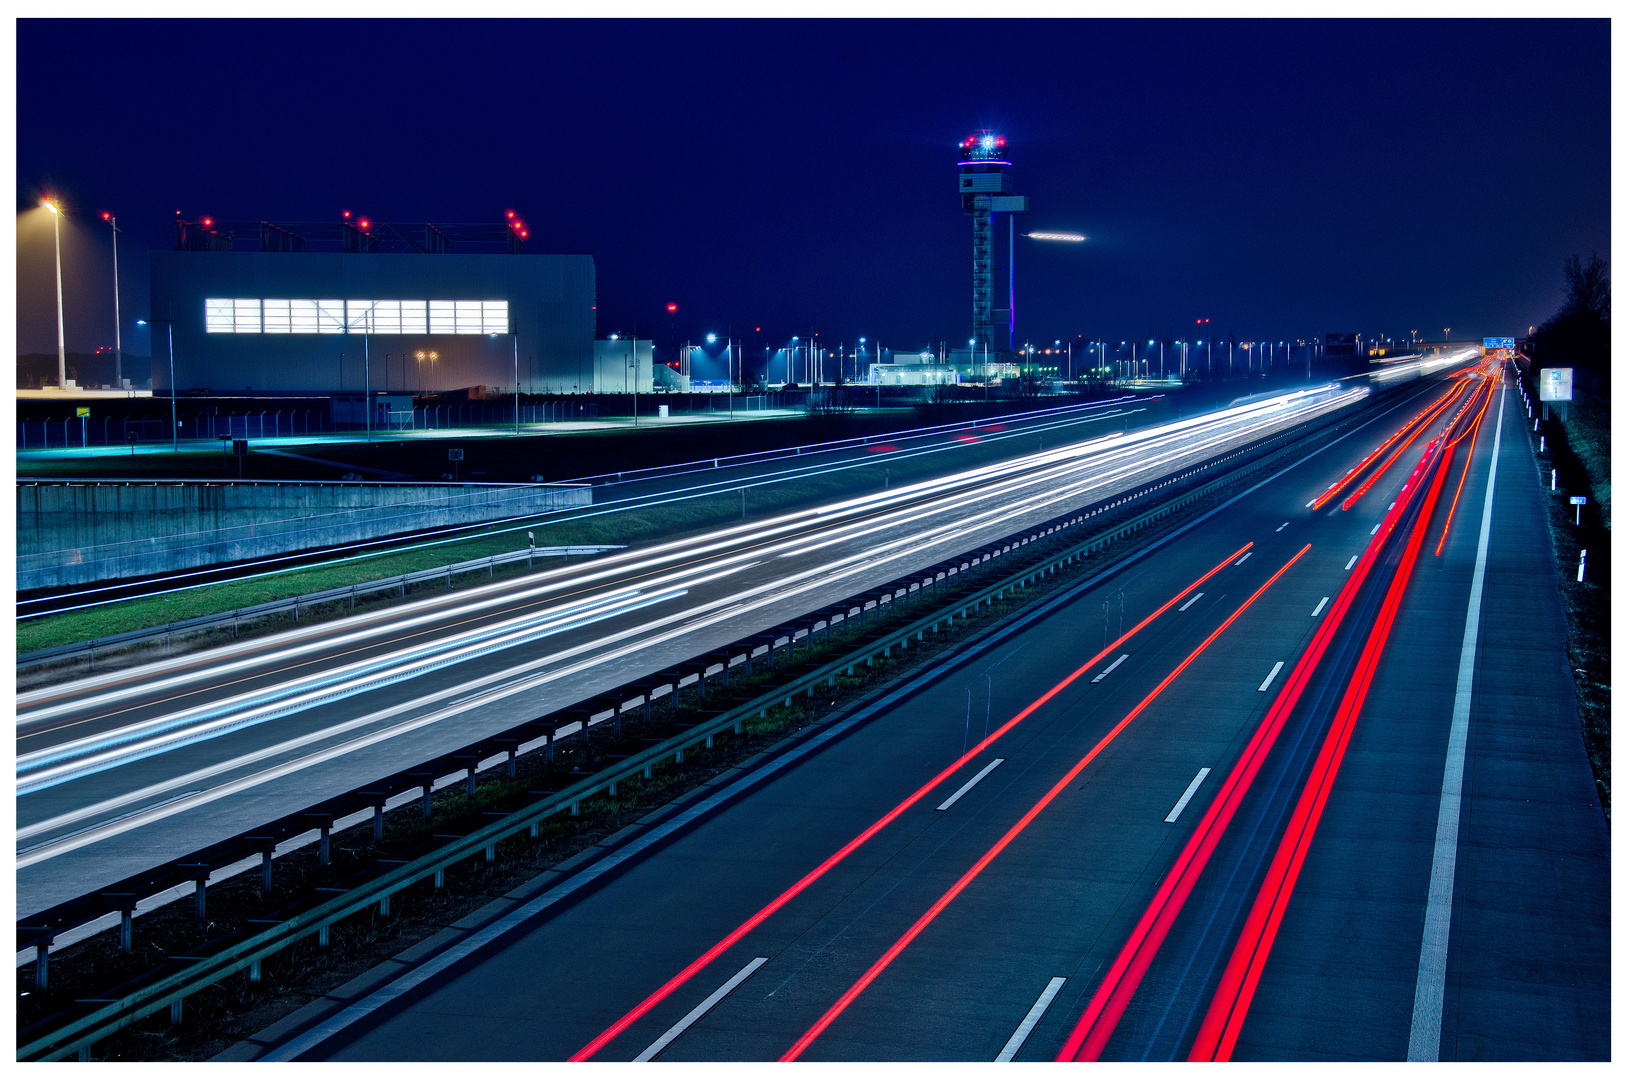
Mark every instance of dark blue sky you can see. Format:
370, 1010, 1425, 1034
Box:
16, 18, 1610, 358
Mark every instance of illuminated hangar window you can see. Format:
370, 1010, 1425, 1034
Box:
206, 299, 508, 334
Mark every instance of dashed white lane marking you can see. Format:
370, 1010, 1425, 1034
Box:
1345, 556, 1359, 571
1090, 654, 1130, 684
996, 977, 1068, 1062
1258, 661, 1286, 692
1305, 499, 1316, 508
936, 758, 1006, 811
1275, 522, 1290, 533
1178, 592, 1204, 612
1371, 523, 1382, 536
635, 956, 768, 1061
1234, 551, 1253, 566
1165, 767, 1213, 823
1311, 596, 1330, 617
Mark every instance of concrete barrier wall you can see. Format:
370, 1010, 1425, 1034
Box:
17, 481, 591, 590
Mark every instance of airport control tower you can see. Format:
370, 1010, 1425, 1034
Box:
959, 131, 1028, 353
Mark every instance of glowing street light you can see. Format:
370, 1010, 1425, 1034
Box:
1026, 232, 1087, 242
43, 198, 66, 389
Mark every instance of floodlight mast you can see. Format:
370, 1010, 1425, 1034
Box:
958, 131, 1028, 355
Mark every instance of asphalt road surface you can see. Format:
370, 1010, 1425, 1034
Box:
18, 386, 1356, 915
236, 365, 1605, 1060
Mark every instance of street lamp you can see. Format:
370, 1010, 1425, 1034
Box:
43, 198, 66, 389
101, 211, 123, 391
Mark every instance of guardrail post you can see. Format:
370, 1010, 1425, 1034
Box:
434, 868, 444, 888
34, 940, 51, 991
675, 747, 685, 764
319, 824, 331, 865
318, 924, 330, 948
194, 878, 207, 922
261, 849, 274, 896
120, 908, 134, 954
570, 800, 580, 816
170, 999, 183, 1026
422, 784, 434, 818
249, 959, 261, 984
466, 767, 478, 799
546, 732, 556, 762
373, 802, 385, 842
507, 748, 517, 780
485, 843, 496, 863
379, 894, 391, 916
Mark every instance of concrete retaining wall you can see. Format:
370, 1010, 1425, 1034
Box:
17, 481, 591, 590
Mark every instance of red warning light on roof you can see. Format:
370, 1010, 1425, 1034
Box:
342, 210, 351, 218
358, 219, 370, 229
506, 210, 515, 218
101, 211, 110, 220
666, 303, 678, 313
202, 217, 213, 227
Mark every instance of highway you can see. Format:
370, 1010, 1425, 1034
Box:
234, 360, 1606, 1061
16, 386, 1358, 917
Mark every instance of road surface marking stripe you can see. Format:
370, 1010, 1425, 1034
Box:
782, 545, 1310, 1061
1310, 597, 1329, 617
566, 541, 1256, 1061
1178, 592, 1203, 612
634, 956, 767, 1061
936, 759, 1006, 811
1164, 768, 1212, 823
1344, 556, 1358, 570
1371, 523, 1381, 535
1275, 522, 1289, 533
996, 977, 1067, 1062
1234, 552, 1253, 566
1305, 499, 1315, 508
1408, 380, 1504, 1061
1090, 655, 1130, 683
1257, 662, 1285, 692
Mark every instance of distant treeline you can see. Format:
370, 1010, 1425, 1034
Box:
16, 352, 152, 389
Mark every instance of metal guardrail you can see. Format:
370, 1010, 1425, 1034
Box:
14, 400, 1360, 1061
17, 545, 625, 670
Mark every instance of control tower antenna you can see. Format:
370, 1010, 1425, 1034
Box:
958, 131, 1028, 353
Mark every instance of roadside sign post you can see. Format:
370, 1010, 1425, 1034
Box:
448, 447, 464, 483
1570, 495, 1587, 526
76, 406, 89, 446
1539, 367, 1573, 422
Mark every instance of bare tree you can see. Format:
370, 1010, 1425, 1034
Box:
1562, 252, 1611, 321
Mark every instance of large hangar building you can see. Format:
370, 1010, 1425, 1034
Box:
149, 215, 599, 396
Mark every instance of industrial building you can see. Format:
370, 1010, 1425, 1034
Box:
148, 215, 604, 396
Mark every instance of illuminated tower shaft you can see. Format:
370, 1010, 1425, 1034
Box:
971, 202, 994, 348
958, 131, 1027, 352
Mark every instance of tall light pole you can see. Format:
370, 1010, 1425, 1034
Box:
101, 211, 123, 390
513, 332, 521, 435
43, 198, 66, 389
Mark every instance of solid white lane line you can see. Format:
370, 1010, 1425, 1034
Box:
635, 956, 768, 1061
1258, 661, 1286, 692
1311, 596, 1330, 617
1275, 522, 1290, 533
1164, 767, 1212, 823
1234, 551, 1253, 566
1345, 555, 1359, 570
996, 977, 1067, 1062
1177, 592, 1204, 612
1089, 655, 1130, 684
1408, 381, 1505, 1061
1371, 523, 1382, 535
936, 759, 1006, 811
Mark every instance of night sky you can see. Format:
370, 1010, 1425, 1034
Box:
15, 18, 1610, 363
